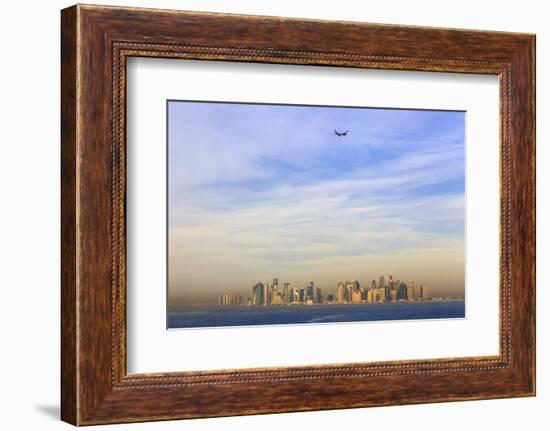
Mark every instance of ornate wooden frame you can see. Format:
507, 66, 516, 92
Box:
61, 4, 535, 425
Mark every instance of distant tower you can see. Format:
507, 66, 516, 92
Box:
378, 285, 386, 302
337, 282, 346, 304
407, 279, 415, 300
289, 287, 295, 303
283, 282, 290, 303
352, 287, 363, 303
316, 287, 322, 303
307, 281, 315, 301
397, 281, 407, 300
252, 282, 265, 305
420, 285, 429, 300
264, 283, 271, 305
345, 281, 355, 303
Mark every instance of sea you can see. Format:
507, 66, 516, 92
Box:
167, 300, 465, 329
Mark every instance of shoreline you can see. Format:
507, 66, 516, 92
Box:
169, 298, 465, 312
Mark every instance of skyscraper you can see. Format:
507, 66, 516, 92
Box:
252, 282, 265, 305
345, 281, 355, 303
306, 281, 314, 301
283, 282, 290, 303
420, 285, 429, 300
352, 288, 363, 303
397, 282, 407, 300
366, 289, 373, 303
337, 282, 346, 304
271, 288, 284, 305
407, 279, 415, 300
218, 293, 233, 306
378, 286, 386, 302
264, 283, 271, 305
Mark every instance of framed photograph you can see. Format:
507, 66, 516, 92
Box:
165, 100, 467, 330
61, 4, 535, 425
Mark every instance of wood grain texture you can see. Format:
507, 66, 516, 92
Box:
60, 5, 78, 425
60, 4, 536, 425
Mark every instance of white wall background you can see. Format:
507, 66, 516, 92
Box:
0, 0, 546, 429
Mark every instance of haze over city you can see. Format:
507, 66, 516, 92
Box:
168, 101, 465, 306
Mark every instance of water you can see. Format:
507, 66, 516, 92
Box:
167, 300, 465, 329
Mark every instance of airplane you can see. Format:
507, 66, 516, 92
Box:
334, 129, 349, 137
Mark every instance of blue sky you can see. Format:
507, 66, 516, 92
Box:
168, 101, 465, 303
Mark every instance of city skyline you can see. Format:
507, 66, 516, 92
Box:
182, 272, 461, 307
168, 101, 465, 305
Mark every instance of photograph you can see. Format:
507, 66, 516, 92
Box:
50, 2, 536, 426
167, 100, 466, 329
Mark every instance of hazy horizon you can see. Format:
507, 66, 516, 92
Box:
168, 101, 465, 305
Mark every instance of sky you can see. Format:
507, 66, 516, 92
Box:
167, 101, 465, 305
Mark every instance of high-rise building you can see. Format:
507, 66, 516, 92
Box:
306, 281, 315, 301
345, 281, 355, 303
386, 274, 393, 300
420, 285, 429, 300
218, 293, 233, 306
315, 287, 323, 303
337, 282, 346, 304
288, 287, 295, 303
397, 282, 407, 300
271, 282, 280, 300
371, 279, 377, 289
271, 289, 284, 305
252, 282, 265, 305
407, 279, 415, 300
365, 289, 373, 303
352, 288, 362, 303
379, 275, 385, 290
283, 282, 290, 303
378, 287, 386, 302
264, 283, 271, 305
